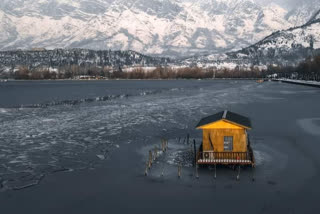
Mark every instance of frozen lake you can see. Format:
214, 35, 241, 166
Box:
0, 80, 320, 213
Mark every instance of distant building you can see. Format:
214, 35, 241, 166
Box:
196, 110, 255, 166
31, 48, 46, 51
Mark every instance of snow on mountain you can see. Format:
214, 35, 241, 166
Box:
0, 0, 318, 57
284, 0, 320, 26
182, 12, 320, 68
236, 17, 320, 58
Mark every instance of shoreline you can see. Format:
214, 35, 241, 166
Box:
0, 78, 264, 82
273, 79, 320, 88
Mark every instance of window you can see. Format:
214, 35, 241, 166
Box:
224, 136, 233, 151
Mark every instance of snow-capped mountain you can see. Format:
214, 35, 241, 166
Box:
0, 0, 319, 57
182, 10, 320, 68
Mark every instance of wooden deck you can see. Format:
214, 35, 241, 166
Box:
196, 146, 255, 166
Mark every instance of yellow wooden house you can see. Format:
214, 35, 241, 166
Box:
196, 110, 255, 166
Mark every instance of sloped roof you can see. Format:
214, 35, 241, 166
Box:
196, 110, 252, 129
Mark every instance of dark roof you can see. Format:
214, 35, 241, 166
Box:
196, 110, 252, 129
196, 111, 224, 128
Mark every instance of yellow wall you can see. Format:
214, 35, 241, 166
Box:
201, 123, 248, 152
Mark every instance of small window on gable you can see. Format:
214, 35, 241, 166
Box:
224, 136, 233, 151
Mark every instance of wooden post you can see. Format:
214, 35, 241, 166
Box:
252, 165, 255, 182
148, 159, 151, 169
236, 165, 240, 181
178, 164, 182, 178
148, 150, 153, 168
145, 162, 148, 176
196, 164, 199, 179
193, 139, 197, 166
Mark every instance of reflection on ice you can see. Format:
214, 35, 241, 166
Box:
0, 108, 8, 113
297, 118, 320, 136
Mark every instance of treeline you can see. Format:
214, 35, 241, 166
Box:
12, 65, 106, 80
118, 67, 265, 79
266, 55, 320, 81
4, 65, 266, 80
7, 55, 320, 80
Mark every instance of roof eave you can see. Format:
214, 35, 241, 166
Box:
223, 119, 252, 129
196, 119, 252, 130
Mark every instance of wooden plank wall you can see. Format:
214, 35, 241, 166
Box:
202, 129, 247, 152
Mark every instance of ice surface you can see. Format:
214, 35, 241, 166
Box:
297, 118, 320, 136
0, 80, 318, 191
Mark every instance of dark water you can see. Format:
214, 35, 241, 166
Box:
0, 80, 320, 213
0, 80, 221, 108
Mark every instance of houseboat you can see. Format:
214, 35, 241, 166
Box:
196, 110, 255, 167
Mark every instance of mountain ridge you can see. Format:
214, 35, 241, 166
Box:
0, 0, 319, 57
181, 11, 320, 68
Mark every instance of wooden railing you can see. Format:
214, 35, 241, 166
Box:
198, 151, 250, 160
195, 139, 255, 165
248, 144, 255, 167
196, 150, 254, 165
